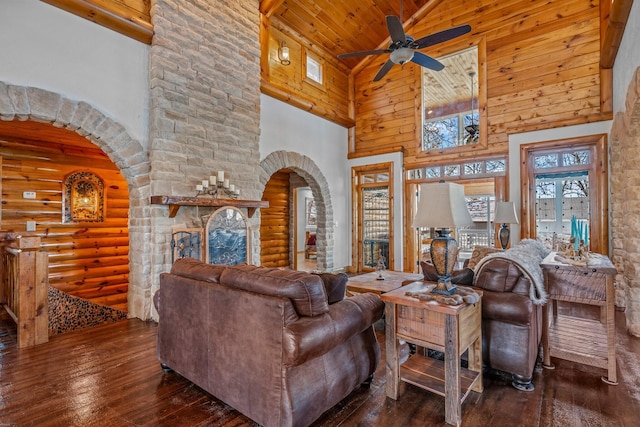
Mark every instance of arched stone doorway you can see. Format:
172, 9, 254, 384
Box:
259, 151, 334, 271
0, 82, 151, 319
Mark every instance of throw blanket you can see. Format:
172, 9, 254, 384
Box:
473, 239, 550, 305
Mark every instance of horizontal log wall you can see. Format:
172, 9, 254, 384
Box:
260, 170, 290, 268
351, 0, 609, 165
0, 136, 129, 311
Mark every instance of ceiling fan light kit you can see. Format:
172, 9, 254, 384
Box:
338, 14, 471, 82
390, 47, 414, 64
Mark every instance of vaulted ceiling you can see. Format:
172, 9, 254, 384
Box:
259, 0, 438, 69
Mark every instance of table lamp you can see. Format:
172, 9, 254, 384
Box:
494, 201, 519, 250
413, 182, 473, 295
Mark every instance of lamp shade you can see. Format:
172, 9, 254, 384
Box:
413, 182, 473, 229
494, 201, 519, 224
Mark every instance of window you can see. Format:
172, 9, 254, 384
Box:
305, 53, 322, 84
422, 46, 479, 151
407, 158, 506, 181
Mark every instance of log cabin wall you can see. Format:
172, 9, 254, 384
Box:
353, 0, 610, 166
0, 129, 129, 311
260, 17, 354, 128
262, 0, 610, 167
260, 170, 291, 268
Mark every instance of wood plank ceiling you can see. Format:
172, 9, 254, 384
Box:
261, 0, 436, 69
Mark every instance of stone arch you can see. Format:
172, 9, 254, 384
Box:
259, 151, 334, 271
0, 81, 151, 319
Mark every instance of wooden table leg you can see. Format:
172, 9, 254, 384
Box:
542, 301, 554, 369
603, 276, 618, 385
385, 301, 400, 399
444, 313, 461, 427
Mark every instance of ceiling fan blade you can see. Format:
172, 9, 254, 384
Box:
414, 24, 471, 49
373, 60, 396, 82
338, 49, 391, 59
411, 52, 444, 71
386, 15, 406, 44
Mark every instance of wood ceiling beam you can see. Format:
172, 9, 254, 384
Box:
600, 0, 633, 68
259, 0, 286, 18
41, 0, 153, 44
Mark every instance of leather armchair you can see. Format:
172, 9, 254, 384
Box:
473, 258, 543, 391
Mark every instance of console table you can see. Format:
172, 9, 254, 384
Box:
540, 252, 618, 384
381, 281, 483, 427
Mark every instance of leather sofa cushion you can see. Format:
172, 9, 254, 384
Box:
170, 258, 226, 283
313, 272, 347, 304
221, 264, 329, 317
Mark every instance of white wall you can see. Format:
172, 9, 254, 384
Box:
0, 0, 149, 145
260, 95, 350, 269
613, 1, 640, 114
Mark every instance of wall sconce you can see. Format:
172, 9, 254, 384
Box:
278, 41, 291, 66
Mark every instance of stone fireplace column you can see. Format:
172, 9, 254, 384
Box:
147, 0, 262, 320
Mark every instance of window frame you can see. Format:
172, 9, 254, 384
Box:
417, 38, 487, 158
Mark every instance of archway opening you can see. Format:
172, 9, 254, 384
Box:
0, 119, 130, 333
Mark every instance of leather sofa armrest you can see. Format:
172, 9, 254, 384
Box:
283, 293, 383, 366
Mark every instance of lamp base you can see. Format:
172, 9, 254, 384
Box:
431, 276, 457, 295
429, 228, 459, 295
499, 223, 510, 250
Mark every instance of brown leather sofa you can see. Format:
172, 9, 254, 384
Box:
154, 258, 384, 427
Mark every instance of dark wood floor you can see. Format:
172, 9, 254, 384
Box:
1, 303, 639, 427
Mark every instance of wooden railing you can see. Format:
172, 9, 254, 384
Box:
1, 235, 49, 348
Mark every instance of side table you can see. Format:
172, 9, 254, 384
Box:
540, 252, 618, 384
381, 281, 483, 427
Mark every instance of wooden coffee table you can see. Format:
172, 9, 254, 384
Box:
346, 270, 423, 295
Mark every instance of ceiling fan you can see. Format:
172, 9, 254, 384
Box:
338, 15, 471, 82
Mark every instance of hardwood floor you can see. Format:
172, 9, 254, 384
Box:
1, 303, 639, 426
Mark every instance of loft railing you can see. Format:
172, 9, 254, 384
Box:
1, 235, 48, 348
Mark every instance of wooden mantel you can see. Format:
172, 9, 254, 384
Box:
150, 196, 269, 218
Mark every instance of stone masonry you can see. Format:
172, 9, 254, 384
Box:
610, 66, 640, 336
148, 0, 262, 319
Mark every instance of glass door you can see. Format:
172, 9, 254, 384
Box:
352, 163, 393, 272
